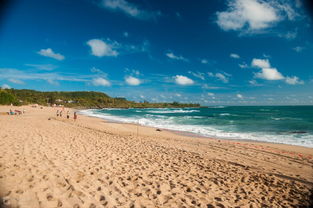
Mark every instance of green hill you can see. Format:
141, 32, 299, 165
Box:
0, 89, 200, 108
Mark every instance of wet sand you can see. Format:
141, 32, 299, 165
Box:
0, 105, 312, 208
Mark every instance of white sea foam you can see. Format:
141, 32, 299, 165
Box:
79, 109, 313, 148
147, 109, 200, 113
220, 113, 231, 116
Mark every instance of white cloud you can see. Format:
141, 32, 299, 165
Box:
285, 76, 304, 85
0, 68, 88, 84
1, 84, 10, 89
237, 94, 243, 99
92, 77, 111, 87
165, 52, 188, 62
174, 75, 194, 85
37, 48, 65, 60
278, 30, 297, 40
239, 62, 249, 68
202, 84, 224, 90
87, 39, 118, 57
251, 58, 284, 80
188, 71, 205, 80
47, 79, 59, 86
249, 79, 262, 86
251, 58, 271, 68
125, 76, 141, 85
216, 0, 298, 33
208, 72, 230, 83
215, 73, 229, 83
255, 67, 284, 80
201, 59, 208, 64
25, 64, 57, 71
230, 53, 240, 59
293, 46, 304, 52
251, 58, 301, 83
100, 0, 160, 20
8, 79, 24, 84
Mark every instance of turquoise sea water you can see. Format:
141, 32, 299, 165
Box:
80, 106, 313, 147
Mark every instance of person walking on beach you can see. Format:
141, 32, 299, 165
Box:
60, 110, 63, 117
56, 110, 59, 117
74, 112, 77, 121
67, 111, 70, 119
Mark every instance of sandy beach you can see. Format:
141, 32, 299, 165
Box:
0, 105, 312, 208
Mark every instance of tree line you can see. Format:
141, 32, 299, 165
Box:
0, 89, 200, 108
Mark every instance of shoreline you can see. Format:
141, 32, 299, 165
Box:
1, 105, 313, 207
78, 109, 313, 151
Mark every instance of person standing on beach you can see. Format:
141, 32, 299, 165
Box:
74, 112, 77, 121
56, 110, 59, 117
60, 110, 63, 117
67, 111, 70, 119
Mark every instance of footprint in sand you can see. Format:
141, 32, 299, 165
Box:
46, 194, 53, 201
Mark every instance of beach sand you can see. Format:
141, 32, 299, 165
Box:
0, 105, 312, 208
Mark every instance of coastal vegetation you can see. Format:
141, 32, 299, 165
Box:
0, 89, 200, 108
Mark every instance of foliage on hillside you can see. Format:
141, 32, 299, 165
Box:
0, 89, 200, 108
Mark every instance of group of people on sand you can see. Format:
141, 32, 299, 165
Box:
8, 109, 25, 115
56, 110, 77, 121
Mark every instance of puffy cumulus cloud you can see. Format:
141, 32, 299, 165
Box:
230, 53, 240, 59
174, 75, 194, 85
216, 0, 298, 33
1, 84, 11, 89
236, 94, 244, 99
165, 52, 188, 62
251, 58, 302, 83
285, 76, 304, 85
251, 58, 271, 68
100, 0, 160, 20
92, 77, 111, 87
255, 67, 284, 80
252, 58, 284, 80
8, 79, 24, 84
125, 76, 141, 86
87, 39, 118, 57
37, 48, 65, 60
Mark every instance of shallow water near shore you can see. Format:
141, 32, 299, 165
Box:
80, 106, 313, 148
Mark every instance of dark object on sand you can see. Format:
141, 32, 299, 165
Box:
290, 131, 307, 134
156, 129, 162, 132
48, 118, 51, 120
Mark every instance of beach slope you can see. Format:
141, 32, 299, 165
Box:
0, 106, 312, 207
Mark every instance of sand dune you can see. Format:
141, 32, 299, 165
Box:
0, 106, 312, 208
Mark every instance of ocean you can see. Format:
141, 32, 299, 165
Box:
80, 106, 313, 148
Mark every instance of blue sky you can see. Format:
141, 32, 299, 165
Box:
0, 0, 312, 105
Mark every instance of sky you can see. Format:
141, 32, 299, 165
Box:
0, 0, 313, 105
